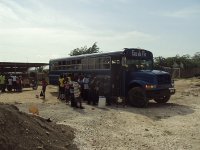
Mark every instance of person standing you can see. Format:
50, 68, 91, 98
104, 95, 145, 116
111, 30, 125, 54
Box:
64, 76, 70, 103
0, 74, 2, 92
82, 75, 89, 102
1, 74, 6, 92
41, 78, 48, 99
89, 76, 99, 105
18, 76, 23, 92
7, 76, 13, 92
57, 74, 62, 99
58, 74, 65, 100
103, 77, 111, 106
71, 76, 84, 109
11, 75, 17, 92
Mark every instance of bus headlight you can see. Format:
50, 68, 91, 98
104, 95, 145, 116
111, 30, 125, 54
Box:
145, 84, 157, 89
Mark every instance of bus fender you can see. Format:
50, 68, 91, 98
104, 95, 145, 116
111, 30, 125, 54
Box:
128, 80, 146, 90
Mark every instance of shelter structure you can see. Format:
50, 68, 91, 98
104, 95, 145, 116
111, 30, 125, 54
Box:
0, 62, 48, 74
0, 62, 49, 89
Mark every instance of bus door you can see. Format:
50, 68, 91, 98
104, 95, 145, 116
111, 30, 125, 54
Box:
111, 57, 122, 97
121, 56, 128, 97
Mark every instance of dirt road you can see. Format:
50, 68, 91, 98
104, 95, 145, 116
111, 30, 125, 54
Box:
0, 78, 200, 150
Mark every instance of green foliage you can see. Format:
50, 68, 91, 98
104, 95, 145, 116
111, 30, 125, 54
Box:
154, 52, 200, 69
192, 52, 200, 67
69, 42, 100, 56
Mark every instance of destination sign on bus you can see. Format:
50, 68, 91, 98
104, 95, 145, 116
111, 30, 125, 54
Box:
123, 48, 153, 59
132, 50, 147, 57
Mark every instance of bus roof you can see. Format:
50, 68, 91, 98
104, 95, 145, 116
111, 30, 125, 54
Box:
50, 51, 123, 62
50, 48, 152, 62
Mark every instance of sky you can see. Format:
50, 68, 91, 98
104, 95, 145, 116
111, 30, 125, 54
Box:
0, 0, 200, 63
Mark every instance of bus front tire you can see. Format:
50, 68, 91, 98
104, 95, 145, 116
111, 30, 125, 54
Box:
128, 87, 148, 108
154, 95, 170, 103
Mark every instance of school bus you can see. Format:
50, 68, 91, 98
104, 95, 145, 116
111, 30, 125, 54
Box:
49, 48, 175, 107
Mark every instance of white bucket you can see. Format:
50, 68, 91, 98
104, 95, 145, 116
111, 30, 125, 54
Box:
98, 96, 106, 108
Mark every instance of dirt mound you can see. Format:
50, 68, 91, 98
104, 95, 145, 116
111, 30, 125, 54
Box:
0, 104, 78, 150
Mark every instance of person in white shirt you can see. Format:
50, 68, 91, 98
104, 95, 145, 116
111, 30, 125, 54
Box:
7, 76, 13, 92
71, 76, 84, 109
82, 75, 89, 101
11, 75, 17, 91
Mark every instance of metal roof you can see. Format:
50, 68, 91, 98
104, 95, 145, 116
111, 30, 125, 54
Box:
0, 62, 48, 73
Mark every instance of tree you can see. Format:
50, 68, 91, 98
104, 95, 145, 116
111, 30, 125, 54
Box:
154, 53, 199, 69
69, 46, 88, 56
69, 42, 100, 56
154, 56, 166, 69
87, 42, 99, 54
192, 52, 200, 67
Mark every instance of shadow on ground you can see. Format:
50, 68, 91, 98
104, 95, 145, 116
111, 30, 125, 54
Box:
108, 101, 195, 121
50, 91, 58, 97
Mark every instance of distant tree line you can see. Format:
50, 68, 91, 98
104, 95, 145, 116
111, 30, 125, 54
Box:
154, 52, 200, 69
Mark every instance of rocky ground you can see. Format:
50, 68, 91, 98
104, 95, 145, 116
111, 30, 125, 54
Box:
0, 78, 200, 150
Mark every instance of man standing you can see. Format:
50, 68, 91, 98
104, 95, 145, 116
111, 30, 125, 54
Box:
72, 76, 84, 109
82, 75, 89, 101
58, 74, 65, 100
0, 74, 2, 92
1, 74, 6, 92
89, 76, 99, 105
11, 75, 17, 92
41, 78, 48, 99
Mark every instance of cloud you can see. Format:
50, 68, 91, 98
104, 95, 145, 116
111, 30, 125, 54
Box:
0, 0, 87, 30
77, 0, 129, 4
163, 7, 200, 18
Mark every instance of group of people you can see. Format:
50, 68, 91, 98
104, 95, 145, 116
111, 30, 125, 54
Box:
0, 74, 23, 92
57, 73, 110, 109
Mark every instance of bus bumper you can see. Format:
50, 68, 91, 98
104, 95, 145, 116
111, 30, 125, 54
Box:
146, 88, 176, 99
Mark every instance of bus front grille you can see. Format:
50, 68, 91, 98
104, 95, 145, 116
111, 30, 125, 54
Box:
157, 74, 171, 84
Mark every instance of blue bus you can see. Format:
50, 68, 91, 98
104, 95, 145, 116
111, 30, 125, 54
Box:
49, 48, 175, 107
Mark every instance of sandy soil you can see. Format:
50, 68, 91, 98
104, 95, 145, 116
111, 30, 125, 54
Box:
0, 78, 200, 150
0, 104, 77, 150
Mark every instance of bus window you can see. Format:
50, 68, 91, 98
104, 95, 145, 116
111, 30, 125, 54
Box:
72, 60, 76, 64
112, 59, 120, 64
95, 58, 100, 69
82, 58, 88, 70
77, 59, 81, 64
100, 57, 111, 69
62, 61, 66, 65
88, 57, 95, 69
126, 59, 153, 70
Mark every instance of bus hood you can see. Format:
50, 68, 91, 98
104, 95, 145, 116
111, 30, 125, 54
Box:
139, 70, 169, 75
128, 70, 171, 84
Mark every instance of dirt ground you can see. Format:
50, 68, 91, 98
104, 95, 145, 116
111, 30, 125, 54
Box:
0, 104, 77, 150
0, 78, 200, 150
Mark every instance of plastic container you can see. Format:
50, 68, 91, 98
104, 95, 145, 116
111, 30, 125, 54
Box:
98, 96, 106, 108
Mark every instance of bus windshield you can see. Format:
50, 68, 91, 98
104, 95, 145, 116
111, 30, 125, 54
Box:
126, 59, 153, 70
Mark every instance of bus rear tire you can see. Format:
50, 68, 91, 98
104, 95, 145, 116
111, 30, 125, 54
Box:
128, 87, 148, 108
154, 95, 170, 103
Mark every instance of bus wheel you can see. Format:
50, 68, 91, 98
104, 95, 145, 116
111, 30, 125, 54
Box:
7, 86, 12, 92
154, 95, 170, 103
128, 87, 148, 108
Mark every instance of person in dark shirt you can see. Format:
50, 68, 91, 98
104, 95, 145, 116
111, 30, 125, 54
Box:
41, 78, 48, 99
